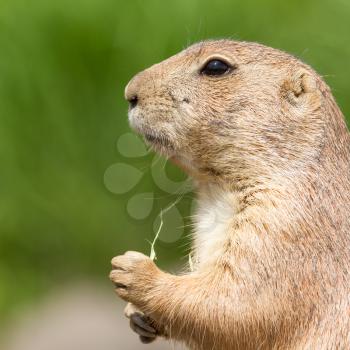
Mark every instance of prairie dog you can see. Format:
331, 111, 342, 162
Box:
110, 40, 350, 349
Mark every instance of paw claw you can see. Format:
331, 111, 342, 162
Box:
131, 313, 156, 334
139, 335, 156, 344
130, 320, 157, 338
113, 282, 126, 289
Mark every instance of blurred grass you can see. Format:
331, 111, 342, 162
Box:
0, 0, 349, 321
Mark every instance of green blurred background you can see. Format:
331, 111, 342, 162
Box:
1, 0, 349, 328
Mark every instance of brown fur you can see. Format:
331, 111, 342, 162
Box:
110, 40, 350, 349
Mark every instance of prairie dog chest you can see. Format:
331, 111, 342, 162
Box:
193, 186, 240, 269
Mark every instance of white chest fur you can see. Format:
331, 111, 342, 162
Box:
192, 185, 239, 270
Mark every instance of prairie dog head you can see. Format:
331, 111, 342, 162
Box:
125, 40, 326, 185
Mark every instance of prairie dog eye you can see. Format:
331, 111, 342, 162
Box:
201, 59, 231, 76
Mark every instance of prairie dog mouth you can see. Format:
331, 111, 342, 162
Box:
128, 111, 174, 152
144, 132, 174, 151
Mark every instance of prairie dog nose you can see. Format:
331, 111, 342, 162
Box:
127, 94, 138, 109
125, 77, 139, 109
125, 71, 149, 109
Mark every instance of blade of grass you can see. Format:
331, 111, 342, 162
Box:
150, 195, 183, 261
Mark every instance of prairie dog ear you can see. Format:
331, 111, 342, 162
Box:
282, 68, 319, 106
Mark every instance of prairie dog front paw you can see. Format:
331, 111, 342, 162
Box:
109, 251, 157, 304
